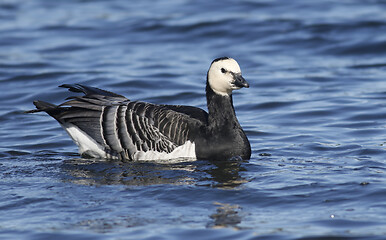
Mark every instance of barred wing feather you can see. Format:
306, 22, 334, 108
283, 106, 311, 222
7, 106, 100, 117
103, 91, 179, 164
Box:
41, 85, 206, 160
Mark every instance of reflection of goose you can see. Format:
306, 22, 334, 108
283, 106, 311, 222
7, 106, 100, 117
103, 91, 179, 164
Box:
62, 158, 246, 187
29, 57, 251, 161
62, 159, 198, 186
209, 202, 242, 229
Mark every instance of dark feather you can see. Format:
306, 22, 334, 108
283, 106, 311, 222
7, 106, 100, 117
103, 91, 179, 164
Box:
28, 84, 207, 160
60, 84, 126, 98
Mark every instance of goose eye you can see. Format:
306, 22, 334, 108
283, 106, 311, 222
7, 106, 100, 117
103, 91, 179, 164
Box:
221, 68, 226, 73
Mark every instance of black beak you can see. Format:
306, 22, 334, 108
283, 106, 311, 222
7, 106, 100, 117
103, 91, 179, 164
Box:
233, 73, 249, 88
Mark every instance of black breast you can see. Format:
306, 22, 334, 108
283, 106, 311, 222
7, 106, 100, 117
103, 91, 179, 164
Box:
195, 86, 251, 160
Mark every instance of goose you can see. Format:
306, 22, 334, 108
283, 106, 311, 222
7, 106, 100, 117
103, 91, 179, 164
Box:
28, 57, 251, 161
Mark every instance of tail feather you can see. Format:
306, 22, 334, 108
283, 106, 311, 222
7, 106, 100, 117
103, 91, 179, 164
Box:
60, 84, 126, 98
26, 85, 126, 152
25, 100, 59, 114
59, 99, 105, 111
33, 100, 57, 110
27, 99, 107, 156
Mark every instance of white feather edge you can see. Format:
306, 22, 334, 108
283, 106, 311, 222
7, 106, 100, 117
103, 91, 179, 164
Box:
61, 123, 197, 161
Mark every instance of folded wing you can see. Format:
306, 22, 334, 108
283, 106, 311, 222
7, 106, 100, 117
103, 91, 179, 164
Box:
32, 84, 207, 161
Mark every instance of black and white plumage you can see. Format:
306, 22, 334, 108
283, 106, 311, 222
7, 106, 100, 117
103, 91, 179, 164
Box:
29, 57, 251, 161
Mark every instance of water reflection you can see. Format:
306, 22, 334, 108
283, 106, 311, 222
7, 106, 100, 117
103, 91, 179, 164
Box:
61, 158, 249, 188
208, 202, 243, 229
206, 161, 249, 189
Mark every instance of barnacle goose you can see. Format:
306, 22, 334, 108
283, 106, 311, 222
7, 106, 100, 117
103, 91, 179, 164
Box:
28, 57, 251, 161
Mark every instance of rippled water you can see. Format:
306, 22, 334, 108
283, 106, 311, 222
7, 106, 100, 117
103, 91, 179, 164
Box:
1, 0, 386, 239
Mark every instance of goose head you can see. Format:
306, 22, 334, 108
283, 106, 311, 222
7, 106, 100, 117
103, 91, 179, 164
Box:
207, 57, 249, 96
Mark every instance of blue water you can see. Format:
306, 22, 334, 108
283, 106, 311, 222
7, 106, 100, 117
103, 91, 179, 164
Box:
1, 0, 386, 239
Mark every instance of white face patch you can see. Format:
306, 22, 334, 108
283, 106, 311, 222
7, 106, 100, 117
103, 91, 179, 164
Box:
208, 58, 243, 96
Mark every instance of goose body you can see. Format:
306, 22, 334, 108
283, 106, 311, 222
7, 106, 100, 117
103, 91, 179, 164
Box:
30, 57, 251, 161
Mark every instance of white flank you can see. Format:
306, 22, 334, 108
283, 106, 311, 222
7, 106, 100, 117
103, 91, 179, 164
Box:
61, 123, 107, 159
133, 140, 196, 161
61, 123, 196, 162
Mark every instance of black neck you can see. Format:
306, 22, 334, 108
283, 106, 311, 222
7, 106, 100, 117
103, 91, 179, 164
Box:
206, 81, 239, 128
